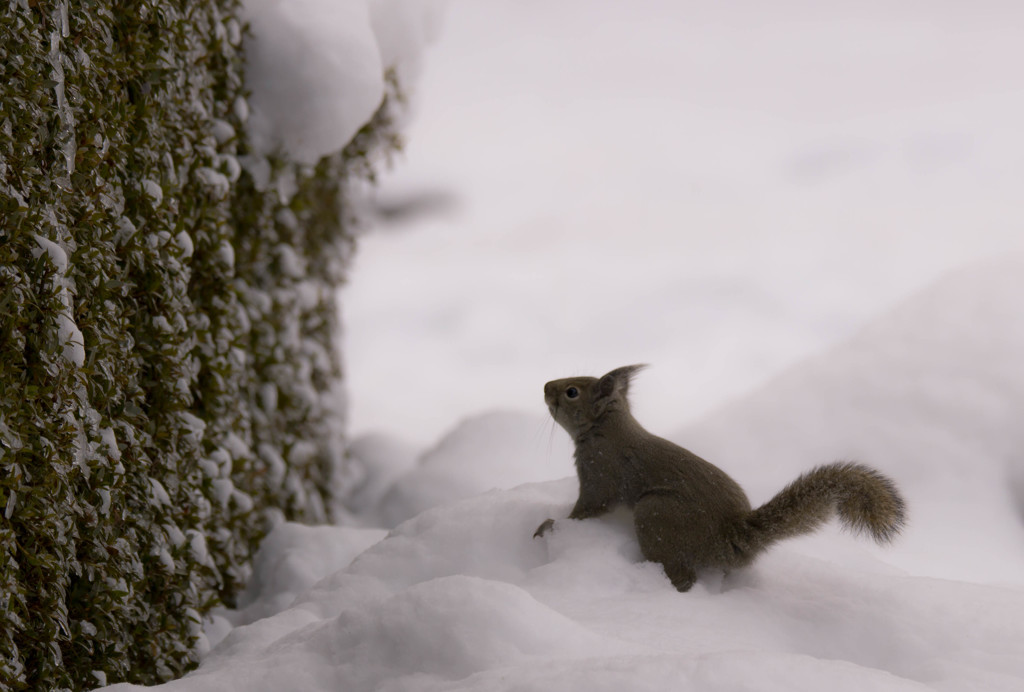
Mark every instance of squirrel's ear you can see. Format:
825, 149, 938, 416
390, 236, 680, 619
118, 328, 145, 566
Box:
597, 364, 647, 399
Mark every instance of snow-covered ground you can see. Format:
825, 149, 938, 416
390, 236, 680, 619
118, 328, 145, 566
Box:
104, 1, 1024, 690
108, 257, 1024, 690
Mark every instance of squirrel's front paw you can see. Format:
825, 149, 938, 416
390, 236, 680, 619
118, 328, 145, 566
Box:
533, 518, 555, 538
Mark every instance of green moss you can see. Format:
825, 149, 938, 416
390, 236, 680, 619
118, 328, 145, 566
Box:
0, 2, 400, 689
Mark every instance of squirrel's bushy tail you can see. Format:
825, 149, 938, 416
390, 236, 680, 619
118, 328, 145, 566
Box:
743, 462, 905, 552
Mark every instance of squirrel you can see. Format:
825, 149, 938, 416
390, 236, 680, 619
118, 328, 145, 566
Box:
533, 365, 906, 592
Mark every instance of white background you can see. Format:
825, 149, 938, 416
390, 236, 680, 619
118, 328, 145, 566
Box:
344, 0, 1024, 446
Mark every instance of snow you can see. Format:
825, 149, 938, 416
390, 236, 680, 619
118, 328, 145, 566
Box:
33, 233, 86, 367
178, 411, 207, 448
174, 231, 194, 259
367, 0, 445, 90
97, 488, 111, 515
240, 0, 440, 164
98, 427, 120, 462
222, 523, 387, 630
149, 479, 171, 507
187, 530, 212, 568
218, 154, 241, 183
193, 167, 230, 200
56, 313, 85, 367
210, 119, 235, 145
141, 178, 163, 205
257, 442, 287, 483
211, 478, 234, 507
102, 257, 1024, 691
214, 239, 234, 269
367, 410, 572, 527
164, 524, 187, 549
151, 316, 173, 333
33, 234, 68, 273
274, 243, 305, 279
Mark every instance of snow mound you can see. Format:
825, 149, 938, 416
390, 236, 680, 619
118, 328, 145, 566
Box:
220, 523, 387, 631
104, 481, 1024, 692
241, 0, 440, 164
368, 410, 573, 527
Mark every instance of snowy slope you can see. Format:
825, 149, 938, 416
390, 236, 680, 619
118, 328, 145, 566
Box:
676, 256, 1024, 585
104, 257, 1024, 692
110, 484, 1024, 692
361, 410, 573, 527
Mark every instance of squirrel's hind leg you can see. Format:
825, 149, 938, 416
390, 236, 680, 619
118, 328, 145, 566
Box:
662, 560, 697, 592
634, 492, 708, 592
634, 492, 750, 591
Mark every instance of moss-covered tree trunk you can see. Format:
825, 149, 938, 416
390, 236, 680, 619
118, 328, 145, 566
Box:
0, 2, 397, 689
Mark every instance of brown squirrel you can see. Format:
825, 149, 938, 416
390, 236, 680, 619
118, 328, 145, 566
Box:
533, 365, 906, 591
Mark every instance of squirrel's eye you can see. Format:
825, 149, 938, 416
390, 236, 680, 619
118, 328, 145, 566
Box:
565, 386, 579, 399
